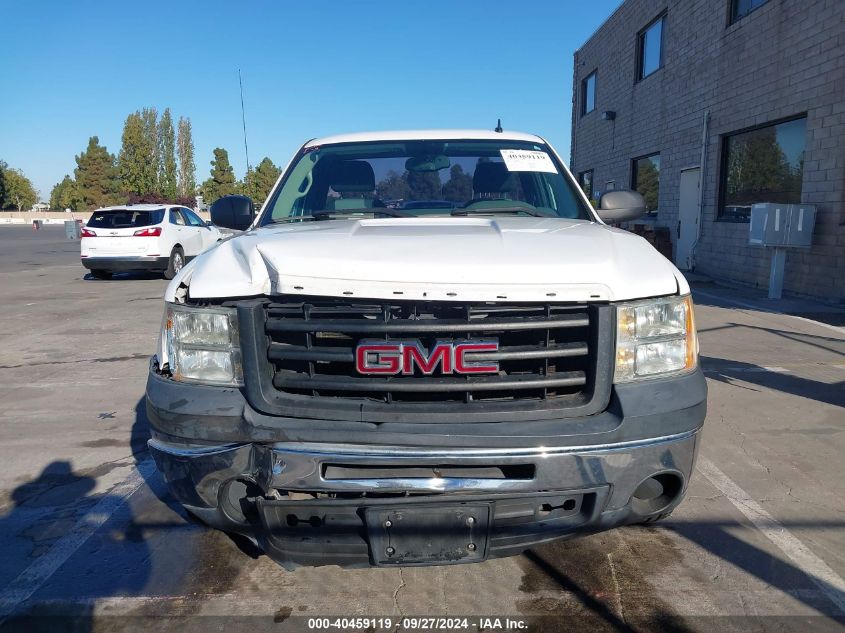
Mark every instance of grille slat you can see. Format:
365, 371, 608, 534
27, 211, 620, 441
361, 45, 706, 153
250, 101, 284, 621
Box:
269, 341, 589, 363
263, 298, 597, 408
273, 371, 587, 393
265, 314, 589, 334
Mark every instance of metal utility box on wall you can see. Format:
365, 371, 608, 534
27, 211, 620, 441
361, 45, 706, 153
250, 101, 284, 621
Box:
748, 203, 816, 299
749, 203, 816, 248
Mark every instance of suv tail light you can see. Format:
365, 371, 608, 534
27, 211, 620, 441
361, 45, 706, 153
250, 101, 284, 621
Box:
134, 227, 162, 237
81, 228, 97, 237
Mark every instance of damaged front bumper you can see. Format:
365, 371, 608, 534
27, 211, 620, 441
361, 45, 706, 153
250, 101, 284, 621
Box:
146, 360, 706, 568
148, 431, 700, 568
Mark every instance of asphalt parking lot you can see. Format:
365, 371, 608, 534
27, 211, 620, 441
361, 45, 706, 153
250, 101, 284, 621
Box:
0, 225, 842, 632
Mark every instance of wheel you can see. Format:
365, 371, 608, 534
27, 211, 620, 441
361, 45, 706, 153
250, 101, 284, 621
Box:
163, 247, 185, 280
91, 269, 112, 280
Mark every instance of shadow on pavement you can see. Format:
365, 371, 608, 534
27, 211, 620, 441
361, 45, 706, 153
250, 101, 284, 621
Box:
702, 355, 844, 408
82, 271, 165, 282
0, 460, 150, 633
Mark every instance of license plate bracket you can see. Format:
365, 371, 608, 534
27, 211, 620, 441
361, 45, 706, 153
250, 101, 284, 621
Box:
365, 504, 491, 566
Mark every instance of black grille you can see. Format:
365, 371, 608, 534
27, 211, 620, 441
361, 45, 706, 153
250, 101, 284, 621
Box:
240, 298, 612, 422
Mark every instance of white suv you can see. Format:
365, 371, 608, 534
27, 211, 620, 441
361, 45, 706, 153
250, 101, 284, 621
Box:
80, 204, 222, 279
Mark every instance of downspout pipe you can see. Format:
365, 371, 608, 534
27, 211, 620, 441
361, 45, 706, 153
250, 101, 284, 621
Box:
689, 110, 709, 270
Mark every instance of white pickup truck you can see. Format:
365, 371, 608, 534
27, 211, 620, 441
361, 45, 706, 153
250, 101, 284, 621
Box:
146, 129, 706, 568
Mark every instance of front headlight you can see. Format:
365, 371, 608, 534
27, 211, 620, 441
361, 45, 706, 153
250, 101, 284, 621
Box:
163, 304, 243, 385
614, 295, 698, 382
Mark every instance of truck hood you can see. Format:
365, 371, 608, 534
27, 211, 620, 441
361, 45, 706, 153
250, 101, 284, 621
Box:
172, 217, 684, 303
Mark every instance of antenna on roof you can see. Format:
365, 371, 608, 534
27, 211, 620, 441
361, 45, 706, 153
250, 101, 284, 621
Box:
494, 118, 503, 133
239, 69, 251, 174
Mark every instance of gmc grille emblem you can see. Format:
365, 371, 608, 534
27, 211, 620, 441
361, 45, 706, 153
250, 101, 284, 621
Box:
355, 340, 500, 376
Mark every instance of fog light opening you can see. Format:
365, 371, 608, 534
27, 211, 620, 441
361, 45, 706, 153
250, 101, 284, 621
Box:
220, 478, 264, 525
631, 473, 683, 516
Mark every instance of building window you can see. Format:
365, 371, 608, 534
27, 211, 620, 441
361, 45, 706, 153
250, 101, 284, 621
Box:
631, 154, 661, 214
637, 14, 665, 80
578, 170, 594, 200
581, 72, 596, 116
731, 0, 769, 23
719, 116, 807, 222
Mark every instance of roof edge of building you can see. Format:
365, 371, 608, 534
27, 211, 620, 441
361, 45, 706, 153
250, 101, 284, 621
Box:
574, 0, 626, 54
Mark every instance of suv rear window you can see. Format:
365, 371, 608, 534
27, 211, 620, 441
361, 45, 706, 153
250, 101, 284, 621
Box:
87, 209, 165, 228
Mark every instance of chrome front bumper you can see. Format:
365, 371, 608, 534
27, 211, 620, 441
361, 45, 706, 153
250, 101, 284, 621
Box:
149, 430, 700, 567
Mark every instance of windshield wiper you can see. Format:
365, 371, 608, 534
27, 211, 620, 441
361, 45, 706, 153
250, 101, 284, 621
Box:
266, 216, 318, 225
451, 206, 551, 217
310, 208, 410, 220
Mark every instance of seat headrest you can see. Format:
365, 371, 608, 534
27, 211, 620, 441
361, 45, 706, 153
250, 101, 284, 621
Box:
329, 160, 375, 193
473, 162, 518, 194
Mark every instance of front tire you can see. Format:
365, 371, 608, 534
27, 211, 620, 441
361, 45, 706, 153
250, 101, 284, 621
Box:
164, 247, 185, 280
91, 269, 112, 280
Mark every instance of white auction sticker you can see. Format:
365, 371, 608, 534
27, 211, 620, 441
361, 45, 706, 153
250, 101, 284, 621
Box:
499, 149, 557, 173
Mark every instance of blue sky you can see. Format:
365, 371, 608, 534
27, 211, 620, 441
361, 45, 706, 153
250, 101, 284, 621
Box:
2, 0, 621, 199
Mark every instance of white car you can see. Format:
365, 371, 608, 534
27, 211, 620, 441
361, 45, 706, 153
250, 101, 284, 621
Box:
80, 204, 222, 279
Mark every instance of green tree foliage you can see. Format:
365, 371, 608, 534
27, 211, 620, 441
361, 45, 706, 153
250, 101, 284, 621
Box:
201, 148, 237, 204
158, 108, 178, 199
726, 127, 802, 205
118, 112, 151, 195
634, 159, 660, 212
141, 107, 160, 191
50, 175, 78, 210
407, 170, 442, 201
0, 160, 7, 209
441, 165, 473, 202
177, 117, 196, 198
74, 136, 119, 210
244, 157, 280, 203
4, 168, 37, 212
376, 170, 411, 201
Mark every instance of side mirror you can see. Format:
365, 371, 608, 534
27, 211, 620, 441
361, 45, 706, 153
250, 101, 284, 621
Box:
596, 190, 646, 223
210, 195, 255, 231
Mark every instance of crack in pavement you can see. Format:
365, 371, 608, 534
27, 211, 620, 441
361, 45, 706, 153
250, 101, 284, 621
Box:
392, 568, 406, 617
0, 354, 148, 369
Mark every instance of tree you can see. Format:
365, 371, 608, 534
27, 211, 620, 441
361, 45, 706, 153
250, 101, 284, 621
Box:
407, 170, 441, 200
74, 136, 119, 210
50, 175, 77, 210
376, 170, 411, 201
201, 148, 236, 204
634, 160, 660, 212
5, 168, 37, 212
118, 112, 148, 195
158, 108, 177, 199
141, 107, 159, 192
441, 165, 473, 202
725, 127, 799, 206
177, 117, 196, 198
244, 157, 280, 203
0, 160, 7, 209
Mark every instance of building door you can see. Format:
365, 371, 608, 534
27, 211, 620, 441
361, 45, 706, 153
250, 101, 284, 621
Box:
676, 168, 700, 270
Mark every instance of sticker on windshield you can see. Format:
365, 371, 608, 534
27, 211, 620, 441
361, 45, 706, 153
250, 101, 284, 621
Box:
499, 149, 557, 173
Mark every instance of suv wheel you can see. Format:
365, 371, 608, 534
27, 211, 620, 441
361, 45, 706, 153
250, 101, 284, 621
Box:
164, 247, 185, 280
91, 269, 112, 280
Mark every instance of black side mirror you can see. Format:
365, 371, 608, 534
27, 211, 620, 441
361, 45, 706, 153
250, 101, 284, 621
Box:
210, 195, 255, 231
596, 190, 646, 224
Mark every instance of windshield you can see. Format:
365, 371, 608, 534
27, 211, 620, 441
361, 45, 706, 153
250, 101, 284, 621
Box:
260, 140, 591, 224
87, 209, 165, 228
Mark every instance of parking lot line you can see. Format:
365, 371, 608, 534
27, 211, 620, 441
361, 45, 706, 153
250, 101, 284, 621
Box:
697, 456, 845, 614
0, 459, 156, 620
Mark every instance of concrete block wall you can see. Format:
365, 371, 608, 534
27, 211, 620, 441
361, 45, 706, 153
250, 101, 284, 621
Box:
572, 0, 845, 302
